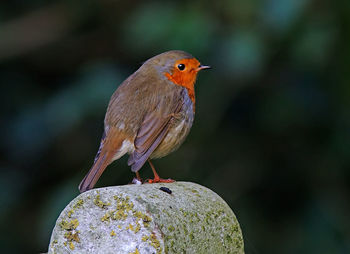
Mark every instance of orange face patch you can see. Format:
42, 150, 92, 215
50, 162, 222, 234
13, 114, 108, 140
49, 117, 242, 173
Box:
164, 58, 201, 105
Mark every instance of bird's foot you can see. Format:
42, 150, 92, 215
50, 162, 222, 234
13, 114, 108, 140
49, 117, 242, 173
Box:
145, 177, 175, 184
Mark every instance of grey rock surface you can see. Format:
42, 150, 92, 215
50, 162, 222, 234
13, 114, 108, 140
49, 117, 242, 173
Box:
48, 182, 244, 254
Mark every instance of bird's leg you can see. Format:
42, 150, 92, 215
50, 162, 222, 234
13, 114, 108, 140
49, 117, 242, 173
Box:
131, 171, 142, 184
146, 159, 175, 183
135, 171, 142, 181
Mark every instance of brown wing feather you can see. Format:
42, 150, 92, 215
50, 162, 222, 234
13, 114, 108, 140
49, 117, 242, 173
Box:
127, 113, 172, 172
128, 97, 184, 172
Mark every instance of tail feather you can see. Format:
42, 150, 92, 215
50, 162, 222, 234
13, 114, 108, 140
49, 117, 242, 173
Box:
79, 150, 113, 193
79, 127, 128, 193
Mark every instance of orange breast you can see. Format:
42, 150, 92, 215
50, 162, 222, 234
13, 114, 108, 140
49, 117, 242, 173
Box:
164, 58, 201, 106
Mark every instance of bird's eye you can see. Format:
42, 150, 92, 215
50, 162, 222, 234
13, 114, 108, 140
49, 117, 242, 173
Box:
177, 64, 185, 71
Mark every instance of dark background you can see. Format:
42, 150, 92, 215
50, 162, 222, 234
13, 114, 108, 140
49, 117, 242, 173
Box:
1, 0, 349, 253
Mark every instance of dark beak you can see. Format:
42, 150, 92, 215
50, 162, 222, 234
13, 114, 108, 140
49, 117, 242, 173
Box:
197, 65, 211, 71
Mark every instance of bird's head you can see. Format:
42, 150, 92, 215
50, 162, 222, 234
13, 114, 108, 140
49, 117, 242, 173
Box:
145, 50, 210, 89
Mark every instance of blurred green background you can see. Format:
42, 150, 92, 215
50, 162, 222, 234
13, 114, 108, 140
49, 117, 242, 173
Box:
1, 0, 349, 253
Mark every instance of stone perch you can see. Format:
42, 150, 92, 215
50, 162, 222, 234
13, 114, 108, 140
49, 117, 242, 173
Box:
48, 182, 244, 253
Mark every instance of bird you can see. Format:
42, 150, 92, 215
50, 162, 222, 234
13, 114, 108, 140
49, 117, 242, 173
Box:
79, 50, 210, 193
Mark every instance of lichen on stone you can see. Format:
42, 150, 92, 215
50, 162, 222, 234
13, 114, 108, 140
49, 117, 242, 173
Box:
149, 232, 162, 253
98, 194, 137, 223
93, 194, 111, 209
59, 219, 79, 231
141, 233, 162, 254
101, 211, 112, 222
133, 210, 152, 228
64, 231, 80, 243
50, 239, 58, 248
69, 241, 75, 250
135, 221, 141, 232
129, 248, 140, 254
67, 199, 84, 218
141, 235, 149, 242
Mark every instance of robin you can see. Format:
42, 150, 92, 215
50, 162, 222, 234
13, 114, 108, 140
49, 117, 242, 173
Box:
79, 50, 210, 193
